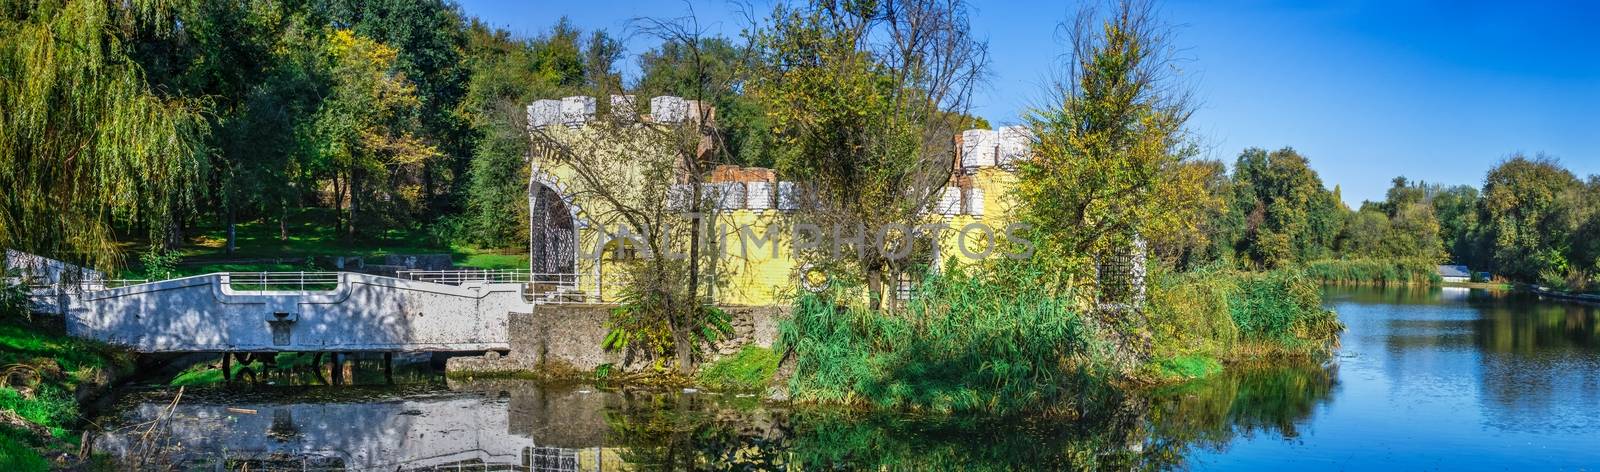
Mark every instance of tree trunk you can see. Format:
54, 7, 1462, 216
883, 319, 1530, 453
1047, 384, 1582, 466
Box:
867, 267, 883, 311
225, 206, 236, 255
333, 175, 345, 237
279, 208, 288, 241
347, 172, 359, 241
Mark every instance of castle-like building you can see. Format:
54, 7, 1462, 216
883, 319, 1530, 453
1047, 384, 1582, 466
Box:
524, 95, 1034, 307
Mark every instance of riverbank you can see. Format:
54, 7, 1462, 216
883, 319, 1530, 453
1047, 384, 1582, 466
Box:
0, 316, 133, 469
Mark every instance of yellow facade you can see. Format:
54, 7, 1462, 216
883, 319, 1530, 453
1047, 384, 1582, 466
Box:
528, 104, 1027, 307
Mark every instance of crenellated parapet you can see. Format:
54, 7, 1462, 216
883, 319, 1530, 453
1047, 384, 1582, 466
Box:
526, 95, 1035, 219
527, 95, 714, 129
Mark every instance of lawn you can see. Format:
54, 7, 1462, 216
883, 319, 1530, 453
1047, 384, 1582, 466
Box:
124, 208, 528, 277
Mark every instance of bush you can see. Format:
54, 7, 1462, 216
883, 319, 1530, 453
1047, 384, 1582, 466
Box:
778, 266, 1107, 415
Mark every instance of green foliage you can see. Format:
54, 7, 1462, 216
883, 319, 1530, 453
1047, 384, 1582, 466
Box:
698, 346, 781, 392
0, 271, 26, 323
1, 0, 206, 269
1019, 2, 1202, 271
1303, 259, 1441, 286
1475, 154, 1585, 283
602, 288, 734, 372
138, 249, 183, 281
1147, 268, 1344, 368
1228, 270, 1343, 344
1228, 148, 1344, 269
778, 266, 1104, 415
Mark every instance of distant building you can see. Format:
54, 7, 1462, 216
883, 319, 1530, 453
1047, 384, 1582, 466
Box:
1437, 265, 1471, 283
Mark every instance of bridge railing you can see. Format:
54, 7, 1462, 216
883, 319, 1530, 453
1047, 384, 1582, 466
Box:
222, 272, 341, 292
396, 268, 537, 285
397, 269, 622, 304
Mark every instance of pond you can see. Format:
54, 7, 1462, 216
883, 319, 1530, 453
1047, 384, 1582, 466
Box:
91, 286, 1600, 470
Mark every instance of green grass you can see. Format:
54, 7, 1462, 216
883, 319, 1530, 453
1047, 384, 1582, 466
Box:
0, 317, 130, 467
120, 208, 529, 277
698, 346, 780, 392
1147, 267, 1345, 365
0, 426, 50, 470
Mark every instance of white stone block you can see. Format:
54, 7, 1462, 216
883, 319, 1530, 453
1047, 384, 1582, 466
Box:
527, 100, 561, 129
777, 181, 801, 211
610, 95, 637, 118
705, 182, 747, 210
961, 129, 997, 169
560, 96, 596, 126
964, 187, 985, 216
667, 184, 694, 211
746, 181, 774, 210
934, 187, 962, 215
651, 96, 690, 123
997, 125, 1033, 167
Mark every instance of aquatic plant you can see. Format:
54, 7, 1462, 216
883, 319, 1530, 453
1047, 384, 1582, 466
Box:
1303, 258, 1441, 286
779, 265, 1110, 415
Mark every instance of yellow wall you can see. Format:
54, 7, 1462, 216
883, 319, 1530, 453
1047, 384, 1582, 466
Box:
532, 128, 1025, 307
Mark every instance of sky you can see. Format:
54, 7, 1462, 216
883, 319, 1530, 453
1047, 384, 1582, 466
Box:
456, 0, 1600, 206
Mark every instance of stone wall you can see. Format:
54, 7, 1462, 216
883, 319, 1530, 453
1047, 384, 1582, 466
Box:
447, 304, 784, 375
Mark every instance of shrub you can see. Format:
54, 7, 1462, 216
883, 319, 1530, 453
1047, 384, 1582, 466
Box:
778, 266, 1107, 415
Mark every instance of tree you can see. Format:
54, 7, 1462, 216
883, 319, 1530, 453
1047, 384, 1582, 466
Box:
306, 29, 439, 239
0, 0, 205, 269
1431, 185, 1479, 264
751, 0, 989, 310
1019, 0, 1204, 284
316, 0, 471, 214
1475, 154, 1582, 283
1229, 147, 1343, 269
638, 36, 771, 167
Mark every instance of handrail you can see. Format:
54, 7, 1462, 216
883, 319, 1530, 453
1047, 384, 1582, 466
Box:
222, 272, 341, 292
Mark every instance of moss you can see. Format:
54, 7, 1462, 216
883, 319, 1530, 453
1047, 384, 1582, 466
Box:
698, 346, 780, 392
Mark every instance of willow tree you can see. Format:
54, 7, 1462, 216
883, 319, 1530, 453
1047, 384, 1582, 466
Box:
0, 0, 205, 269
751, 0, 989, 310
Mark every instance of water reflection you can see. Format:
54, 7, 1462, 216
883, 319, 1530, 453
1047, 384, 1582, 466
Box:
99, 287, 1600, 470
97, 360, 1336, 470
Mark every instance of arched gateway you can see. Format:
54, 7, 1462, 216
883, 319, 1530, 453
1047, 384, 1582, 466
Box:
528, 170, 579, 278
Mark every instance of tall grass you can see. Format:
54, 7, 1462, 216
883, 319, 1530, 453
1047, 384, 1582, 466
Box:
1303, 258, 1440, 286
1147, 267, 1344, 370
778, 267, 1109, 415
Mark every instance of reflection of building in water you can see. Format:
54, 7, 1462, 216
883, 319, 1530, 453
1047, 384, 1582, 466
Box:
95, 390, 613, 471
1438, 286, 1470, 302
97, 382, 787, 471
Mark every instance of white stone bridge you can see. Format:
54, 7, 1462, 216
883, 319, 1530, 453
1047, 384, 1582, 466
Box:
59, 271, 584, 354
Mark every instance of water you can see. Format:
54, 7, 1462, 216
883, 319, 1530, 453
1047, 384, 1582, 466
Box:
95, 286, 1600, 470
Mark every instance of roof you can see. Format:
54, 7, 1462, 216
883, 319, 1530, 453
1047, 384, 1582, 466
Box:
1437, 265, 1471, 278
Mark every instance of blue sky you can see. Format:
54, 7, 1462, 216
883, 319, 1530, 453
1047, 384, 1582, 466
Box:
457, 0, 1599, 206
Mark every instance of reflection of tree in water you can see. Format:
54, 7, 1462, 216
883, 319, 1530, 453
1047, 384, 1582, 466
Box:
1472, 300, 1600, 432
1147, 361, 1337, 453
597, 361, 1336, 470
604, 389, 791, 470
